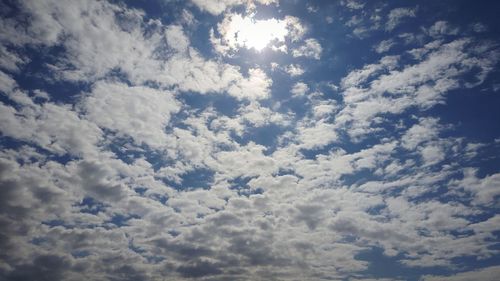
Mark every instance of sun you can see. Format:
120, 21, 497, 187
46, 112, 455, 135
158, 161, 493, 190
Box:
219, 13, 289, 52
236, 16, 288, 51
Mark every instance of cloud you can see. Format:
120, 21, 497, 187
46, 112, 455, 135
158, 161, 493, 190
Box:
291, 82, 309, 97
337, 38, 499, 140
450, 168, 500, 206
0, 45, 28, 72
190, 0, 246, 15
374, 39, 396, 53
2, 254, 73, 281
213, 142, 277, 179
296, 120, 338, 149
420, 144, 445, 166
165, 25, 190, 53
82, 81, 180, 148
386, 7, 417, 31
342, 0, 365, 10
0, 70, 17, 93
0, 91, 102, 157
15, 0, 155, 82
427, 20, 460, 38
292, 38, 322, 59
422, 265, 500, 281
236, 101, 292, 127
1, 1, 500, 280
340, 55, 399, 89
74, 160, 128, 202
284, 64, 305, 77
211, 13, 305, 54
190, 0, 277, 15
401, 118, 441, 150
227, 68, 272, 100
213, 13, 289, 52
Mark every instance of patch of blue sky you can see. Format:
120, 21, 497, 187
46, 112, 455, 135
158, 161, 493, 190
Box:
166, 167, 215, 191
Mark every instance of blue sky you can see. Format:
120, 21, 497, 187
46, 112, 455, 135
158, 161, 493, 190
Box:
1, 0, 500, 280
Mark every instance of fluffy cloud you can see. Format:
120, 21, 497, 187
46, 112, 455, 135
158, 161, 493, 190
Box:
82, 81, 180, 148
386, 7, 417, 31
190, 0, 277, 15
374, 39, 396, 53
428, 20, 460, 38
292, 38, 323, 59
290, 81, 309, 97
0, 91, 102, 157
227, 68, 272, 100
450, 169, 500, 206
337, 38, 499, 140
342, 0, 365, 10
285, 64, 305, 76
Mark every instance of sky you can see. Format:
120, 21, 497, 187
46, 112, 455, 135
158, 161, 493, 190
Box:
0, 0, 500, 280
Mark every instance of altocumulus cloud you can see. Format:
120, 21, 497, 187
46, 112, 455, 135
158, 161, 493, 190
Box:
0, 0, 500, 281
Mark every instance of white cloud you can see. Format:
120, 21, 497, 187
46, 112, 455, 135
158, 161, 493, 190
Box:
337, 38, 499, 140
165, 25, 190, 53
291, 82, 309, 97
427, 20, 460, 38
0, 70, 17, 93
401, 118, 441, 150
3, 1, 275, 102
420, 144, 445, 166
16, 0, 155, 81
285, 64, 305, 77
450, 169, 500, 206
374, 39, 396, 53
342, 0, 365, 10
82, 81, 180, 148
227, 68, 272, 100
407, 40, 443, 60
295, 120, 338, 150
292, 38, 322, 59
159, 50, 272, 100
285, 15, 307, 42
190, 0, 277, 15
1, 1, 500, 281
312, 101, 338, 119
190, 0, 245, 15
213, 142, 277, 179
386, 7, 417, 31
0, 91, 102, 157
341, 55, 399, 89
237, 101, 291, 127
0, 45, 28, 72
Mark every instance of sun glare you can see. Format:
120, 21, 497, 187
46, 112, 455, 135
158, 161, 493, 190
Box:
222, 14, 288, 51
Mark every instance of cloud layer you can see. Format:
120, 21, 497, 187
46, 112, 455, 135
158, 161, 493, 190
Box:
0, 0, 499, 281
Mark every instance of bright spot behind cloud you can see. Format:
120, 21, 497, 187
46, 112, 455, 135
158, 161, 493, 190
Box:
214, 13, 302, 53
